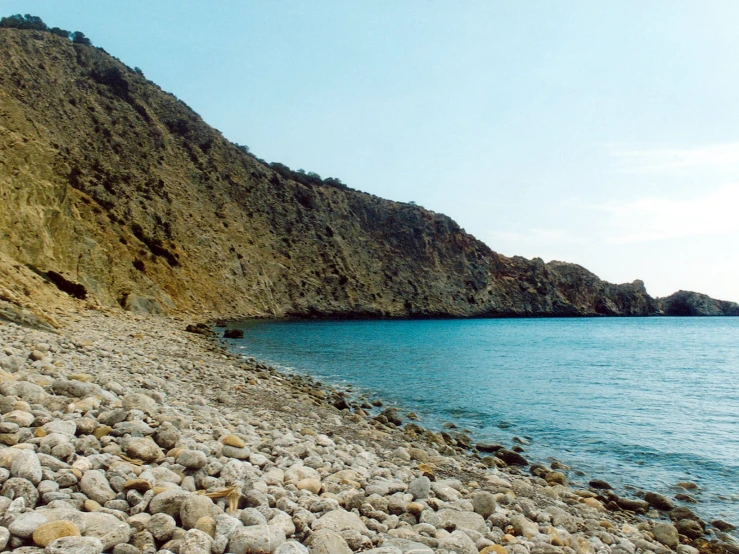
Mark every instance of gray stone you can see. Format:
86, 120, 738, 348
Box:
97, 410, 128, 426
11, 450, 43, 485
511, 514, 539, 539
149, 489, 191, 516
0, 381, 47, 404
9, 510, 49, 538
222, 445, 251, 459
42, 420, 77, 436
431, 481, 461, 502
177, 449, 208, 470
240, 507, 268, 526
313, 508, 369, 536
644, 492, 676, 511
0, 526, 8, 550
153, 422, 180, 450
81, 511, 132, 550
125, 438, 163, 463
111, 545, 141, 554
180, 528, 213, 554
79, 470, 116, 504
438, 530, 478, 554
180, 494, 216, 530
306, 529, 352, 554
51, 379, 96, 398
274, 540, 309, 554
2, 477, 39, 507
45, 536, 104, 554
3, 410, 34, 427
653, 522, 679, 548
122, 393, 158, 415
471, 490, 497, 519
229, 524, 286, 554
407, 477, 430, 500
215, 513, 242, 539
436, 508, 487, 534
380, 538, 434, 554
147, 512, 177, 541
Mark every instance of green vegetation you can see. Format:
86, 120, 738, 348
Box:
268, 162, 350, 191
0, 13, 91, 46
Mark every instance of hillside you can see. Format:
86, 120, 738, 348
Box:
0, 27, 735, 322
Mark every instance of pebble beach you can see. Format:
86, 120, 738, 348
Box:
0, 307, 736, 554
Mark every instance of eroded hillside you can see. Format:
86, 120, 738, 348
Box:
0, 28, 734, 319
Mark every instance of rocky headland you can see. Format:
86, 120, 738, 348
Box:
0, 26, 736, 323
0, 307, 737, 554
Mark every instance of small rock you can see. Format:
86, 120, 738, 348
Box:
9, 510, 49, 538
126, 438, 163, 463
229, 524, 286, 554
436, 508, 487, 534
588, 479, 612, 489
180, 528, 213, 554
296, 478, 321, 494
408, 476, 430, 500
177, 449, 208, 470
275, 540, 309, 554
3, 410, 35, 427
11, 450, 43, 485
472, 490, 497, 518
644, 491, 676, 511
79, 470, 117, 504
545, 471, 567, 486
615, 496, 649, 513
653, 522, 679, 548
2, 477, 39, 507
675, 518, 704, 539
147, 512, 177, 542
306, 529, 352, 554
46, 536, 104, 554
195, 516, 216, 537
496, 449, 528, 466
511, 514, 539, 539
32, 520, 81, 547
180, 495, 216, 530
149, 490, 191, 516
438, 530, 478, 554
222, 434, 246, 448
712, 520, 736, 532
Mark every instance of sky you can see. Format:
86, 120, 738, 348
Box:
4, 1, 739, 301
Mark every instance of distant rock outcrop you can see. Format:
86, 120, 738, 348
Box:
658, 291, 739, 316
0, 28, 734, 319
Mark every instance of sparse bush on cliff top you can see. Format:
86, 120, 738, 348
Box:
71, 30, 92, 46
0, 13, 91, 45
0, 14, 48, 31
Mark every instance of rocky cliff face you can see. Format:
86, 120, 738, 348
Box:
0, 29, 732, 319
657, 291, 739, 317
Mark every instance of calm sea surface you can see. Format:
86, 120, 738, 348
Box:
225, 317, 739, 529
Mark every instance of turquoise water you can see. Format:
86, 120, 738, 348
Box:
225, 318, 739, 530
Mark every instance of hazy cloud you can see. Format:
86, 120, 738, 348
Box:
487, 228, 581, 244
610, 143, 739, 174
599, 183, 739, 244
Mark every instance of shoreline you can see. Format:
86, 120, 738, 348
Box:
0, 307, 735, 554
211, 323, 739, 537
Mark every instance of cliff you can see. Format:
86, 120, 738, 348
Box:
0, 28, 732, 321
657, 291, 739, 317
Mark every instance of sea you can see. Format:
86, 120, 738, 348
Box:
222, 317, 739, 532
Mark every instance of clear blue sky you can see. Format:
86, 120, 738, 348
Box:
4, 1, 739, 301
